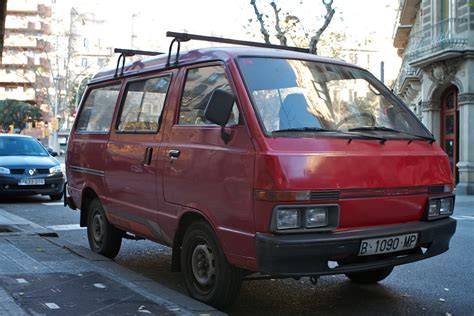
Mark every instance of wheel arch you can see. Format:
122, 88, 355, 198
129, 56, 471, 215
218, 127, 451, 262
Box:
80, 187, 99, 227
171, 211, 216, 272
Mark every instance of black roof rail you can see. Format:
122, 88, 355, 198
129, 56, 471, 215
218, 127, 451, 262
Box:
165, 31, 309, 67
114, 48, 164, 77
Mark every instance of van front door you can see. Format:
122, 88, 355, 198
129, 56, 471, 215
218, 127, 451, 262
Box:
104, 74, 172, 242
162, 64, 256, 262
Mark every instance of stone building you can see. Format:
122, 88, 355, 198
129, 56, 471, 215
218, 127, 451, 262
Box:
393, 0, 474, 194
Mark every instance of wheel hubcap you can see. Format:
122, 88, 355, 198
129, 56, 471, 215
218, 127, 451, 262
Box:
191, 244, 216, 286
92, 212, 104, 246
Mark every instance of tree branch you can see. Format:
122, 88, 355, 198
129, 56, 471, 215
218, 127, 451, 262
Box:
250, 0, 271, 44
270, 2, 287, 46
309, 0, 335, 54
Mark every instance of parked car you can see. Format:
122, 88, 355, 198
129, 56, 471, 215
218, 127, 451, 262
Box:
0, 134, 65, 200
65, 32, 456, 309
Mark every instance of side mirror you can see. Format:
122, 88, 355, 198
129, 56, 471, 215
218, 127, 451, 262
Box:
51, 151, 58, 157
205, 89, 235, 127
205, 89, 235, 144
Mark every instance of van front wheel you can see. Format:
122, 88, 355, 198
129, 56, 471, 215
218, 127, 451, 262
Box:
181, 221, 243, 309
86, 198, 122, 259
345, 266, 394, 284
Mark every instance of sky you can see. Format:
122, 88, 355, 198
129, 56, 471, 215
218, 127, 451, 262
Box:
57, 0, 402, 82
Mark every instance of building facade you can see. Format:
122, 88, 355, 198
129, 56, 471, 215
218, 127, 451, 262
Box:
393, 0, 474, 194
0, 0, 52, 108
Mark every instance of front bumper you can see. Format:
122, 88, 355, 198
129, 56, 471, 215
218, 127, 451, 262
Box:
256, 218, 456, 277
0, 174, 65, 196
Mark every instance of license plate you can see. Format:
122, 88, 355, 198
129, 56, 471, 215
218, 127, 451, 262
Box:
358, 233, 418, 256
18, 178, 45, 186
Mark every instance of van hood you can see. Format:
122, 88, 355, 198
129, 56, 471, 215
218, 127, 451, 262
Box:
255, 138, 452, 190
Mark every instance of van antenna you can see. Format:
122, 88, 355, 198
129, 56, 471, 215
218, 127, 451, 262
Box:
113, 48, 164, 77
166, 31, 309, 67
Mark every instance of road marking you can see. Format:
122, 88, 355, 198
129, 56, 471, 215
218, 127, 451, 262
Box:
16, 278, 28, 284
452, 215, 474, 221
42, 202, 64, 206
44, 303, 60, 310
46, 224, 86, 231
94, 283, 106, 289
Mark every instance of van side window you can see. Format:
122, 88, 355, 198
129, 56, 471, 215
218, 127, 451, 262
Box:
76, 84, 121, 132
117, 76, 171, 132
179, 65, 239, 126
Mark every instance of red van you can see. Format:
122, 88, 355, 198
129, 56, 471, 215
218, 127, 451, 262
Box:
66, 32, 456, 308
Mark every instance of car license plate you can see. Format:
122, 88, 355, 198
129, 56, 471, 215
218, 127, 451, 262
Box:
358, 233, 418, 256
18, 178, 45, 186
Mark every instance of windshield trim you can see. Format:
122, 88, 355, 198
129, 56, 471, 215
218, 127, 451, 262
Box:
235, 56, 433, 140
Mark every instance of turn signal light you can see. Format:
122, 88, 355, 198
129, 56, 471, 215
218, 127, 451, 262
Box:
255, 190, 311, 202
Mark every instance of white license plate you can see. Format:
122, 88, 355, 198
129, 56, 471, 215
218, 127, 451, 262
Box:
18, 178, 45, 186
358, 233, 418, 256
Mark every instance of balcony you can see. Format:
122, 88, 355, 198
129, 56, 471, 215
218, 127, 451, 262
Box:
404, 18, 468, 67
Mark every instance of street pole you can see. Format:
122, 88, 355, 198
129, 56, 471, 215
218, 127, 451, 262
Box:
51, 75, 60, 154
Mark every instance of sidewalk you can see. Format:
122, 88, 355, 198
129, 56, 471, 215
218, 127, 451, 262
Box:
0, 209, 223, 315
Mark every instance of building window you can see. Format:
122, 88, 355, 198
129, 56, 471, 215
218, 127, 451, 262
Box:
83, 38, 89, 49
81, 58, 88, 67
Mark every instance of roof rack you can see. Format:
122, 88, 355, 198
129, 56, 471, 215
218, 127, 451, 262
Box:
114, 48, 164, 77
165, 31, 309, 67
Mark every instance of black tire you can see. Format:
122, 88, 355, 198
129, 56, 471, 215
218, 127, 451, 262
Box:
49, 193, 63, 201
181, 220, 243, 309
345, 266, 394, 284
86, 198, 122, 259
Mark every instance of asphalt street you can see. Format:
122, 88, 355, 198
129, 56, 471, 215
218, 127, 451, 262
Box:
0, 194, 473, 315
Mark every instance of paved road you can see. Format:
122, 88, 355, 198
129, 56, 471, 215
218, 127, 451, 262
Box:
1, 195, 473, 315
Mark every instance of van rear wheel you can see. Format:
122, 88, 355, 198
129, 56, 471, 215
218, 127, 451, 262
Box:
86, 198, 122, 259
181, 220, 243, 309
345, 266, 394, 284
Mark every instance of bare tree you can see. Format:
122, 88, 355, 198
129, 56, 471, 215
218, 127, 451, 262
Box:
248, 0, 336, 55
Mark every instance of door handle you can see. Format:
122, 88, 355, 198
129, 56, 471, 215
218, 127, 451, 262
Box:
168, 149, 181, 158
144, 147, 153, 165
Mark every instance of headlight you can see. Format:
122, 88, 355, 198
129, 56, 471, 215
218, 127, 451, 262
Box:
427, 196, 454, 220
428, 200, 440, 217
0, 167, 10, 174
49, 165, 62, 174
276, 209, 300, 230
272, 204, 339, 232
305, 207, 328, 228
439, 197, 454, 215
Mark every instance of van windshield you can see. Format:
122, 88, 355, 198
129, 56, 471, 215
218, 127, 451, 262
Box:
237, 57, 430, 138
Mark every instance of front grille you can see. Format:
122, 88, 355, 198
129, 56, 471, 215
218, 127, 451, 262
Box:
8, 169, 49, 175
310, 190, 340, 201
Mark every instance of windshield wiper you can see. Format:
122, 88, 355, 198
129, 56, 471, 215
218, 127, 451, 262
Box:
272, 127, 388, 144
272, 127, 336, 133
348, 126, 435, 143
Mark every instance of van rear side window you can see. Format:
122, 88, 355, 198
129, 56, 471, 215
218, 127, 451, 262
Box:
76, 84, 121, 133
117, 76, 171, 132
